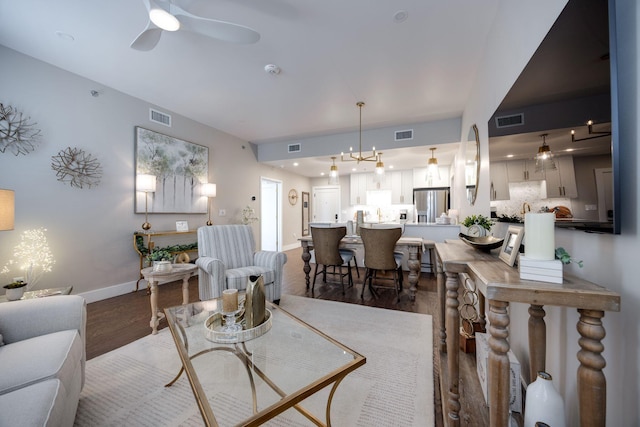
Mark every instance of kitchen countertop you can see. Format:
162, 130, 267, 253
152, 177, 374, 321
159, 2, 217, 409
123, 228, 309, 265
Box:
404, 223, 460, 227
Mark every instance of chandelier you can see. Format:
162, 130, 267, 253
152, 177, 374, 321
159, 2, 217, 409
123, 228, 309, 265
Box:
571, 120, 611, 142
341, 102, 382, 166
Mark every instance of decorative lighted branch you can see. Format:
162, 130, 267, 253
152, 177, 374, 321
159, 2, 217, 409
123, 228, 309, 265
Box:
1, 228, 55, 290
51, 147, 103, 188
0, 102, 42, 155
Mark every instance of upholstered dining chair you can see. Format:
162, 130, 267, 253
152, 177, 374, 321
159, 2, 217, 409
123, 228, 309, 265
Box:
360, 227, 403, 302
196, 225, 287, 303
310, 226, 354, 294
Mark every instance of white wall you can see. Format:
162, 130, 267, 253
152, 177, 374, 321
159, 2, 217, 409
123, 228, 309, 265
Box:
0, 45, 310, 301
463, 0, 638, 425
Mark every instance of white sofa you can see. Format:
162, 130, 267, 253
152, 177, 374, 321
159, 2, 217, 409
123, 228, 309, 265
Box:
0, 295, 86, 426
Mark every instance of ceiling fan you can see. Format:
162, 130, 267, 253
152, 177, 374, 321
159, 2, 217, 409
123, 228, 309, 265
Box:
130, 0, 260, 51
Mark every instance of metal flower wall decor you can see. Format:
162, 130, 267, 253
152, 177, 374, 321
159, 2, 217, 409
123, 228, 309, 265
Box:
0, 102, 42, 155
51, 146, 103, 189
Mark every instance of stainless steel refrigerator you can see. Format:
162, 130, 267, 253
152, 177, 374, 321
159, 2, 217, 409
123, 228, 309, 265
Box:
414, 187, 450, 223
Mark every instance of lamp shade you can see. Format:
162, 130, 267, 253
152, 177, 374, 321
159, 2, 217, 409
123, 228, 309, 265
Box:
0, 189, 15, 231
136, 174, 157, 193
202, 183, 217, 198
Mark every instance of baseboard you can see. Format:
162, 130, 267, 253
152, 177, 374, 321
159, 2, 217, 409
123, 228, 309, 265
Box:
282, 242, 301, 251
77, 281, 138, 303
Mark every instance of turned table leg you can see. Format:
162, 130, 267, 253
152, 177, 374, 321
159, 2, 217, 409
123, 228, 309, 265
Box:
436, 256, 446, 353
488, 299, 510, 427
407, 246, 420, 301
181, 274, 190, 305
149, 280, 161, 335
301, 243, 312, 289
528, 304, 547, 382
445, 271, 460, 427
577, 309, 607, 427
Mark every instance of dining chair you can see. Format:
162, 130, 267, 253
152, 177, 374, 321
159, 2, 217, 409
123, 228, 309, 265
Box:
360, 227, 403, 302
309, 222, 359, 278
310, 226, 354, 294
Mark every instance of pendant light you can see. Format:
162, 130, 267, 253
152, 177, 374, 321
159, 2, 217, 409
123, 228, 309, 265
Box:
328, 156, 339, 185
535, 133, 557, 173
427, 147, 440, 180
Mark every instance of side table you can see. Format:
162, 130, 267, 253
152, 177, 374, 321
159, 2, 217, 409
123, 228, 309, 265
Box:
0, 286, 73, 303
141, 264, 198, 334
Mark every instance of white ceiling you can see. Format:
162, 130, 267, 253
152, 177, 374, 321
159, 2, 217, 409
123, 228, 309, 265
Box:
0, 0, 500, 148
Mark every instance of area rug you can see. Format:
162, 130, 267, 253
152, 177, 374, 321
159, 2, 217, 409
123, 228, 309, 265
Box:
74, 295, 434, 426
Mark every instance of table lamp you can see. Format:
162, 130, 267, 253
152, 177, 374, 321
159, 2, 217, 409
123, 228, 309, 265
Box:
0, 189, 15, 231
201, 183, 217, 226
136, 174, 156, 231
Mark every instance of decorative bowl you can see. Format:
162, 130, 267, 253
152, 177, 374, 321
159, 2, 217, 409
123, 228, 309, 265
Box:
458, 233, 504, 252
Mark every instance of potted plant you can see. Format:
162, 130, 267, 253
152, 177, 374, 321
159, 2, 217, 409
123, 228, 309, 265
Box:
147, 249, 173, 272
462, 214, 494, 237
3, 280, 27, 301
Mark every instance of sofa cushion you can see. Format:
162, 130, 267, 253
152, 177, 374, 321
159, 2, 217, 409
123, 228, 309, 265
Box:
225, 267, 275, 291
0, 379, 66, 427
0, 329, 82, 396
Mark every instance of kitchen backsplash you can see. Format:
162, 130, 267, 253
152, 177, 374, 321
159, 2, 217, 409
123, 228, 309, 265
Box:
490, 181, 573, 220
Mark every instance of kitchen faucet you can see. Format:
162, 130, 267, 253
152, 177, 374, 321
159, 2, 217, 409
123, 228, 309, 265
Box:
521, 202, 531, 215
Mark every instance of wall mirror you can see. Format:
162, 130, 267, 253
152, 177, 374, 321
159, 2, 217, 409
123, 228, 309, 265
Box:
488, 0, 620, 234
466, 124, 480, 206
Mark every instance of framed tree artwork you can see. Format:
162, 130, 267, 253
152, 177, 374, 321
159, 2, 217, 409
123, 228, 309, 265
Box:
135, 127, 209, 214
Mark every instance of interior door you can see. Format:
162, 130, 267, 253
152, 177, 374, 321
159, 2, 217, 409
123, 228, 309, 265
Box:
312, 186, 340, 223
260, 177, 282, 251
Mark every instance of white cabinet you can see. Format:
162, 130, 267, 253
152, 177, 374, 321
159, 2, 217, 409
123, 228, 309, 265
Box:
507, 160, 545, 182
391, 170, 414, 204
366, 173, 390, 191
413, 165, 450, 188
489, 162, 510, 201
350, 173, 367, 205
544, 156, 578, 198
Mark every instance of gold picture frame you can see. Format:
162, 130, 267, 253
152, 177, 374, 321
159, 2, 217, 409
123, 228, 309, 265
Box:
499, 226, 524, 266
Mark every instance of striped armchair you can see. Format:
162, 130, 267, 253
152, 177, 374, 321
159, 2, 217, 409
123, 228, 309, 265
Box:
195, 225, 287, 303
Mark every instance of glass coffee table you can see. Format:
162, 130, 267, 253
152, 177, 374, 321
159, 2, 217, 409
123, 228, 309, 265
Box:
164, 298, 365, 427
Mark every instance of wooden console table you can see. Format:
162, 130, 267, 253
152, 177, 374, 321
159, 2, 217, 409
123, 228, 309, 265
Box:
435, 240, 620, 427
133, 230, 197, 290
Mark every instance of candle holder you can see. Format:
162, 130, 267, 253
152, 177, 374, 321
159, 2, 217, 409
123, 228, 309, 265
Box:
221, 307, 243, 333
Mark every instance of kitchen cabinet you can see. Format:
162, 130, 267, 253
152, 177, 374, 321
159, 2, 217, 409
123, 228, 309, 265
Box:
350, 173, 368, 205
413, 165, 450, 188
366, 172, 390, 191
544, 155, 578, 198
506, 159, 545, 182
489, 162, 510, 201
391, 170, 414, 204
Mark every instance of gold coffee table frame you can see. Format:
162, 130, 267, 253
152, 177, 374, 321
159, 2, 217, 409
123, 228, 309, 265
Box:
164, 299, 365, 427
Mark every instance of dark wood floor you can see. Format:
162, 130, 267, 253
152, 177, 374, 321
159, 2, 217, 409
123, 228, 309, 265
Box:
85, 247, 445, 426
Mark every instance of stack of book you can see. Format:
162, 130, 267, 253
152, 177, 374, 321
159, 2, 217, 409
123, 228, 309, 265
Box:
519, 255, 563, 284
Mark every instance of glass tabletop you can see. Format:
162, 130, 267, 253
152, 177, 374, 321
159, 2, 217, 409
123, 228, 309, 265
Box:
164, 298, 365, 427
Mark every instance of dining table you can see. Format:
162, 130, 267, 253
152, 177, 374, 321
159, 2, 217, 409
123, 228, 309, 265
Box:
299, 235, 432, 300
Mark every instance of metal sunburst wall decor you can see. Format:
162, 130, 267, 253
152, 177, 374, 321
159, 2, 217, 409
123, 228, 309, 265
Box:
51, 147, 103, 189
0, 102, 42, 155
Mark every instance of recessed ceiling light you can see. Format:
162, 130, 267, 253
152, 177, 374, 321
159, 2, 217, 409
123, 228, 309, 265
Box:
565, 148, 575, 152
393, 10, 408, 23
293, 162, 299, 166
149, 8, 180, 31
506, 154, 514, 158
55, 31, 75, 41
320, 172, 326, 176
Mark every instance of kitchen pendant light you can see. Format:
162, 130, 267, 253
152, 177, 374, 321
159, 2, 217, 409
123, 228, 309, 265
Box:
375, 152, 385, 175
341, 102, 382, 165
535, 133, 557, 173
328, 156, 339, 185
427, 147, 440, 180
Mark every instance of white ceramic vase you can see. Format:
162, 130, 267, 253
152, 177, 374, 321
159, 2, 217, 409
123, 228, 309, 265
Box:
524, 371, 566, 427
4, 286, 25, 301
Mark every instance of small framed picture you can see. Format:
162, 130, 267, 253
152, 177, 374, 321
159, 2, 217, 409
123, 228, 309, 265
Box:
176, 220, 189, 232
499, 226, 524, 266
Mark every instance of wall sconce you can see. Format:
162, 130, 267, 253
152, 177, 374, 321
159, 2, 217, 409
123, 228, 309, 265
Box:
136, 174, 156, 231
0, 189, 15, 231
201, 183, 217, 225
328, 157, 339, 185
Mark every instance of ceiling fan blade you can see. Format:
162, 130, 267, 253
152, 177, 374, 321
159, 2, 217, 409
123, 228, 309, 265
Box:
130, 24, 164, 51
172, 6, 260, 44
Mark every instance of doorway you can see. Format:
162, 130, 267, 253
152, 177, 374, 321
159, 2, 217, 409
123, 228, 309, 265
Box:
260, 177, 282, 251
312, 185, 341, 223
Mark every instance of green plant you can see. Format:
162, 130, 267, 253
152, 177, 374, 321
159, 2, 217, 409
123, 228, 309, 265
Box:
3, 280, 27, 289
462, 214, 494, 231
555, 247, 583, 268
146, 250, 173, 263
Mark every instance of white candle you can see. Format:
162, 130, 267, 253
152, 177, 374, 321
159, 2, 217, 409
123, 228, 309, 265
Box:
524, 213, 555, 260
222, 289, 238, 312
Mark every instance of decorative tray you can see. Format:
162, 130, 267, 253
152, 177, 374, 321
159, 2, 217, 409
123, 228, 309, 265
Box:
458, 233, 504, 252
204, 309, 272, 344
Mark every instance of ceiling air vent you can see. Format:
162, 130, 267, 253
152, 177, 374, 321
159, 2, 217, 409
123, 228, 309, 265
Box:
288, 143, 301, 153
149, 108, 172, 127
495, 113, 524, 128
395, 129, 413, 141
